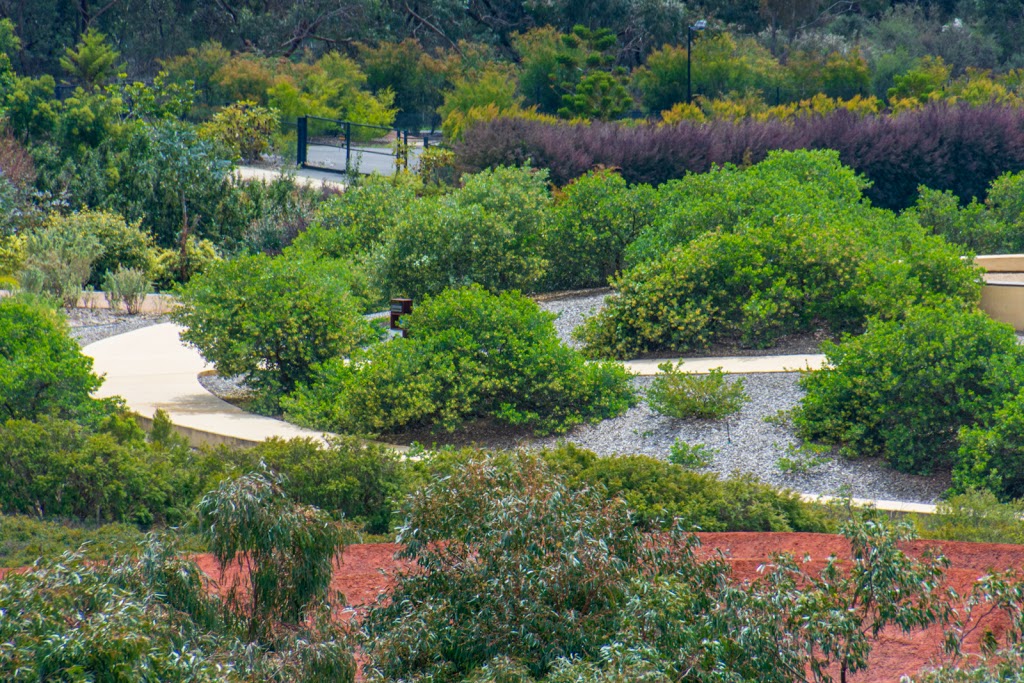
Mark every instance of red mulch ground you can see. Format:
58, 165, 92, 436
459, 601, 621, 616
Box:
191, 533, 1024, 683
7, 533, 1021, 681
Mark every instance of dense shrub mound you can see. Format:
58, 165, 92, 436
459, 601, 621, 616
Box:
542, 169, 660, 290
371, 165, 552, 298
577, 153, 980, 358
0, 296, 104, 423
456, 103, 1024, 210
534, 443, 827, 532
174, 253, 379, 412
911, 171, 1024, 255
796, 305, 1024, 477
284, 286, 636, 436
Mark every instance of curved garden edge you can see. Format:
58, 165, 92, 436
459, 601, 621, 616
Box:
81, 322, 936, 514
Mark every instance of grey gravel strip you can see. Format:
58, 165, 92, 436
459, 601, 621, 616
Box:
67, 309, 169, 347
527, 374, 949, 505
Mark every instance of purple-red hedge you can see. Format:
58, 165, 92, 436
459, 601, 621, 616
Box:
454, 104, 1024, 210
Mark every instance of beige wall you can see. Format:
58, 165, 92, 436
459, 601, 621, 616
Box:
980, 283, 1024, 331
977, 255, 1024, 331
976, 255, 1024, 273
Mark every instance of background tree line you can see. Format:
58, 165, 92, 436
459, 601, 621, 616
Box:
3, 0, 1024, 130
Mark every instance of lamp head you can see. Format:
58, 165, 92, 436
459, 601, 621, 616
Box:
691, 19, 707, 30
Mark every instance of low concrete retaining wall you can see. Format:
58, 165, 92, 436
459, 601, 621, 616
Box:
977, 255, 1024, 331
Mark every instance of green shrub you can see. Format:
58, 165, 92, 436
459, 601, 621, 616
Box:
49, 209, 153, 288
199, 100, 279, 162
916, 488, 1024, 545
668, 439, 717, 468
795, 304, 1024, 475
236, 178, 324, 257
148, 235, 220, 290
0, 514, 147, 567
576, 150, 981, 359
242, 436, 405, 534
626, 149, 871, 266
0, 409, 233, 527
647, 365, 748, 419
776, 441, 831, 474
911, 186, 1014, 254
956, 389, 1024, 499
579, 208, 980, 359
413, 444, 828, 533
539, 443, 827, 532
373, 166, 551, 298
174, 253, 379, 412
103, 266, 150, 314
542, 169, 659, 290
290, 176, 416, 259
0, 297, 103, 423
0, 417, 165, 524
20, 222, 102, 307
911, 170, 1024, 256
285, 286, 635, 436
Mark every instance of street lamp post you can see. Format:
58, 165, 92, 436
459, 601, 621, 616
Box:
687, 19, 707, 105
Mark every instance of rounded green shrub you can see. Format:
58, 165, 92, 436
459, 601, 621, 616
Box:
373, 166, 551, 298
957, 391, 1024, 499
290, 175, 417, 259
578, 212, 980, 359
48, 209, 153, 288
284, 285, 636, 436
174, 253, 379, 412
199, 100, 279, 162
647, 364, 748, 419
535, 443, 826, 532
0, 296, 103, 422
795, 304, 1024, 474
542, 169, 659, 290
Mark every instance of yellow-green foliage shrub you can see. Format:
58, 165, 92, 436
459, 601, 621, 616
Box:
149, 236, 219, 290
199, 101, 279, 162
45, 209, 153, 288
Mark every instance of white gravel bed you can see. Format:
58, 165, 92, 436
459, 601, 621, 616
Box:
198, 373, 252, 402
528, 374, 949, 505
539, 292, 608, 349
66, 309, 169, 346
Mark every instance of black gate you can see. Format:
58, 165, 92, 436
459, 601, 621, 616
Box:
296, 116, 427, 176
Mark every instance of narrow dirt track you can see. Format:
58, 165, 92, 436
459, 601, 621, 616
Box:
189, 533, 1024, 683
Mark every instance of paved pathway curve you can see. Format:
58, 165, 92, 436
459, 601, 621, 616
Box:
84, 323, 335, 448
82, 324, 932, 514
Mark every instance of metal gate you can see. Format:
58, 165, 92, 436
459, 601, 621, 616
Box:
296, 116, 427, 176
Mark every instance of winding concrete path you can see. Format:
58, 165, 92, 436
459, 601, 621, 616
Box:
84, 323, 334, 448
81, 324, 932, 514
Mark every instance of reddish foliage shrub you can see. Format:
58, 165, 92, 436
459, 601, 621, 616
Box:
455, 104, 1024, 209
0, 130, 36, 189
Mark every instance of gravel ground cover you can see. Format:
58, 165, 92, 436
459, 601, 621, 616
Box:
66, 308, 168, 346
193, 292, 949, 503
532, 374, 949, 503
